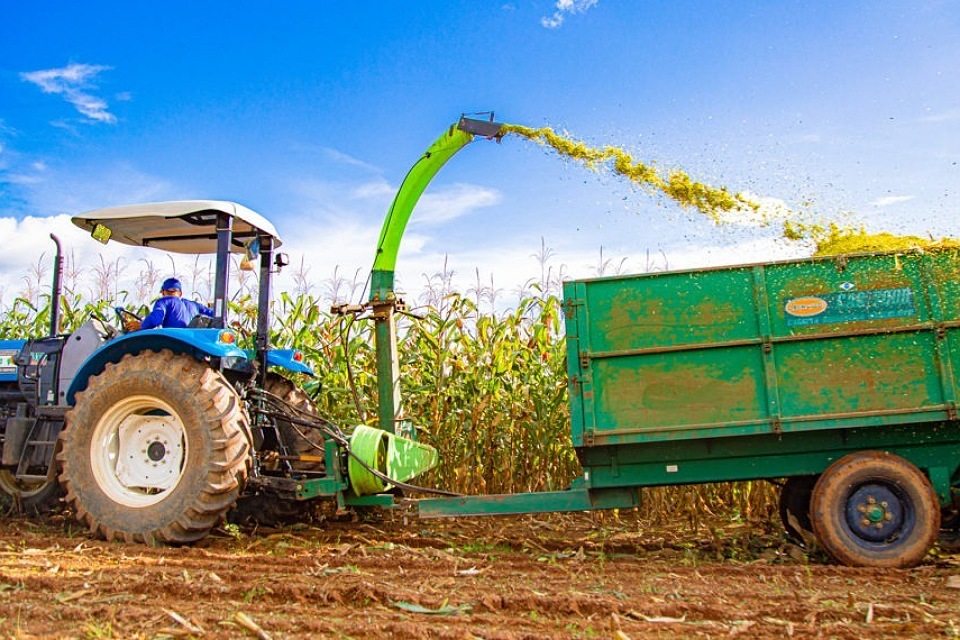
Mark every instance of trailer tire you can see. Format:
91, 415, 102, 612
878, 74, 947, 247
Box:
940, 501, 960, 552
59, 350, 250, 544
778, 475, 817, 546
810, 451, 939, 568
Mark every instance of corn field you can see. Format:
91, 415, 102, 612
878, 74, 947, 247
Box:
0, 261, 777, 525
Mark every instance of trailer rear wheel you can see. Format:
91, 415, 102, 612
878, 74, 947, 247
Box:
941, 501, 960, 552
778, 475, 817, 546
810, 451, 939, 568
59, 350, 250, 544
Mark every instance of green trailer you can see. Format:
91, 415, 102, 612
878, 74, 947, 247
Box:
421, 247, 960, 567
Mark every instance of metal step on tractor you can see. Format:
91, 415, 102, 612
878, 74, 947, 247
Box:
0, 200, 438, 544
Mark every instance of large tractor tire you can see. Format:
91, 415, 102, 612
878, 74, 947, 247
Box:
229, 374, 324, 527
264, 373, 326, 472
58, 350, 250, 544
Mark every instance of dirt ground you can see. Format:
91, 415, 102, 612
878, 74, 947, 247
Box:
1, 507, 958, 640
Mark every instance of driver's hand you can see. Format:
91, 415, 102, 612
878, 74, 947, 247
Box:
123, 317, 141, 332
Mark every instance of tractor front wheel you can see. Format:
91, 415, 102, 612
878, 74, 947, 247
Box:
0, 470, 61, 515
59, 350, 250, 544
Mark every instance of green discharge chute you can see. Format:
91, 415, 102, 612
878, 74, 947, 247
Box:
369, 117, 504, 301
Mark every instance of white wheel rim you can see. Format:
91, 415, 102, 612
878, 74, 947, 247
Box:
90, 395, 188, 508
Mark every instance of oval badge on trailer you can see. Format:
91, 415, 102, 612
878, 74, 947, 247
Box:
784, 296, 828, 318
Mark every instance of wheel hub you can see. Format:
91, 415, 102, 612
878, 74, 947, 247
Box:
147, 441, 167, 462
115, 414, 184, 491
847, 484, 905, 542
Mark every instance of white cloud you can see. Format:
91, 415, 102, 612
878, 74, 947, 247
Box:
541, 0, 599, 28
0, 214, 134, 303
322, 147, 381, 173
871, 195, 914, 207
5, 161, 173, 218
414, 183, 502, 225
351, 179, 395, 201
20, 63, 119, 124
919, 108, 960, 123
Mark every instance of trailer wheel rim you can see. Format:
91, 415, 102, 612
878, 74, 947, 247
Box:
844, 482, 910, 544
89, 395, 188, 508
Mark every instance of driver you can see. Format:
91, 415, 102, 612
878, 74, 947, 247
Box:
124, 278, 215, 331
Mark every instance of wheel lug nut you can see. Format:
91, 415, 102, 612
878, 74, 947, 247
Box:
861, 518, 871, 527
867, 496, 876, 504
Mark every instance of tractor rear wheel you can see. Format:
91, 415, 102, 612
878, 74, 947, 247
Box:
265, 373, 326, 472
59, 350, 250, 544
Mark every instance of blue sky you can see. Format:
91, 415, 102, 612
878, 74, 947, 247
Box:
2, 1, 959, 308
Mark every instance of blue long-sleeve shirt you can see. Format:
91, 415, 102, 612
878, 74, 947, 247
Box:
140, 296, 215, 330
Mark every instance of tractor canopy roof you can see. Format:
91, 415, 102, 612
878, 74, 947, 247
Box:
71, 200, 281, 255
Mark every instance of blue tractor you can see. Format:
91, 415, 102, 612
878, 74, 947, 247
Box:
0, 201, 333, 543
1, 119, 499, 545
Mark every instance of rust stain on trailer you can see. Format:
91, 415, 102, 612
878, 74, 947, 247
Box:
602, 289, 748, 351
598, 360, 763, 430
777, 338, 935, 415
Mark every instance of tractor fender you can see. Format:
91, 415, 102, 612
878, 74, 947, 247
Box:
266, 348, 314, 376
65, 328, 248, 405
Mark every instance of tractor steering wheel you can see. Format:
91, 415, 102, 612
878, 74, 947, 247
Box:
114, 307, 143, 332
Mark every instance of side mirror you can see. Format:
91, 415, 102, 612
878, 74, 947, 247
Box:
91, 223, 112, 244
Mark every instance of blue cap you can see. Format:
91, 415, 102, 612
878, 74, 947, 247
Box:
161, 277, 182, 292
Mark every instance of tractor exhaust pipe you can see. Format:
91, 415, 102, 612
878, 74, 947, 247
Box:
49, 233, 63, 337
